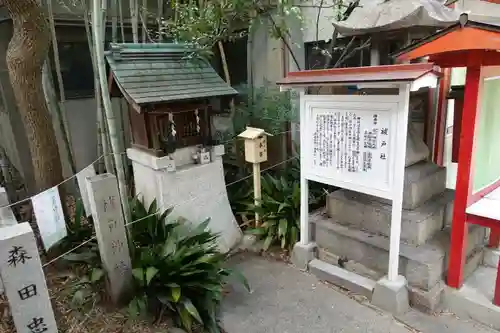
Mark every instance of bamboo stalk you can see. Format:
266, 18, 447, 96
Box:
142, 0, 147, 43
130, 0, 139, 42
217, 41, 235, 116
93, 0, 131, 222
157, 0, 163, 42
46, 0, 77, 174
111, 0, 118, 43
118, 0, 125, 42
85, 1, 113, 173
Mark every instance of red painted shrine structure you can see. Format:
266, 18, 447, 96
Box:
396, 13, 500, 305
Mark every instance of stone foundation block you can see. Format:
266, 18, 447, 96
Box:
327, 189, 450, 245
312, 211, 486, 291
408, 280, 445, 313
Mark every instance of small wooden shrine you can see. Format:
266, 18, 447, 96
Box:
106, 43, 237, 157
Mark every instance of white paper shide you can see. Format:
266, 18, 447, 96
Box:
31, 187, 67, 249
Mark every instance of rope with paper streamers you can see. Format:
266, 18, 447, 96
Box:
0, 128, 300, 267
41, 153, 300, 269
0, 128, 300, 211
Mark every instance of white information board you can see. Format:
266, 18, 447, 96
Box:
302, 95, 400, 199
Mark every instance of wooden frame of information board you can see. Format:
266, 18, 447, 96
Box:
278, 63, 440, 282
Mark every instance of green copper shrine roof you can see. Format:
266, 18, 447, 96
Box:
106, 43, 237, 106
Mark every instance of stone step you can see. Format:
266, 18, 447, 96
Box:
312, 210, 486, 292
326, 189, 454, 245
355, 161, 447, 210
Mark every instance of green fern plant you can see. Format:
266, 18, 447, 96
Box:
128, 198, 250, 333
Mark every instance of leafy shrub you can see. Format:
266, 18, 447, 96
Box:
128, 198, 249, 333
58, 198, 96, 253
245, 173, 325, 251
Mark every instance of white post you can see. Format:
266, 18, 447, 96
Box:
0, 222, 58, 333
298, 89, 310, 245
387, 84, 411, 281
300, 176, 309, 245
86, 173, 132, 304
253, 162, 261, 226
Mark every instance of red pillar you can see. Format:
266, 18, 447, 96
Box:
489, 230, 500, 248
447, 66, 481, 289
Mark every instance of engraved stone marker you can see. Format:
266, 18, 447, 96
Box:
86, 173, 132, 303
0, 222, 58, 333
76, 165, 97, 217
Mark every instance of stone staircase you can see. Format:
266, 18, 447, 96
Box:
311, 161, 488, 313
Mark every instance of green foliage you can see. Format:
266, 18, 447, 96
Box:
244, 173, 322, 250
128, 198, 250, 333
59, 198, 96, 253
65, 266, 105, 306
161, 0, 302, 58
233, 83, 298, 136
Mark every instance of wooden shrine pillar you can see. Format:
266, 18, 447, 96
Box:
447, 66, 481, 288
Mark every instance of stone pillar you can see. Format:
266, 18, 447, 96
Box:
0, 222, 58, 333
86, 173, 132, 304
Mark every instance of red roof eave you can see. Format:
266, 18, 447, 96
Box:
277, 63, 440, 86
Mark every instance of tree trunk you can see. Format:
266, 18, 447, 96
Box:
4, 0, 63, 191
46, 0, 77, 174
93, 0, 131, 222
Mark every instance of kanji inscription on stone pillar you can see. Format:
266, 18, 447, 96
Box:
0, 222, 58, 333
86, 173, 132, 303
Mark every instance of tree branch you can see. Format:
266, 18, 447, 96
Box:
334, 37, 371, 68
266, 13, 301, 71
333, 36, 355, 68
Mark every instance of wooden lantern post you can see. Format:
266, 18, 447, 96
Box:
238, 127, 271, 227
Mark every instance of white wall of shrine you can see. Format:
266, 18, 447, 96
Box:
127, 146, 242, 253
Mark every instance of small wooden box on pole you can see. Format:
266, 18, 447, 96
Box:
238, 127, 271, 227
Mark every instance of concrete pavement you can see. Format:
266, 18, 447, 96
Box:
221, 254, 497, 333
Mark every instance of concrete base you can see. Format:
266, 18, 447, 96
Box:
372, 276, 410, 315
128, 147, 242, 253
483, 248, 500, 268
444, 266, 500, 330
291, 242, 317, 270
309, 259, 375, 299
